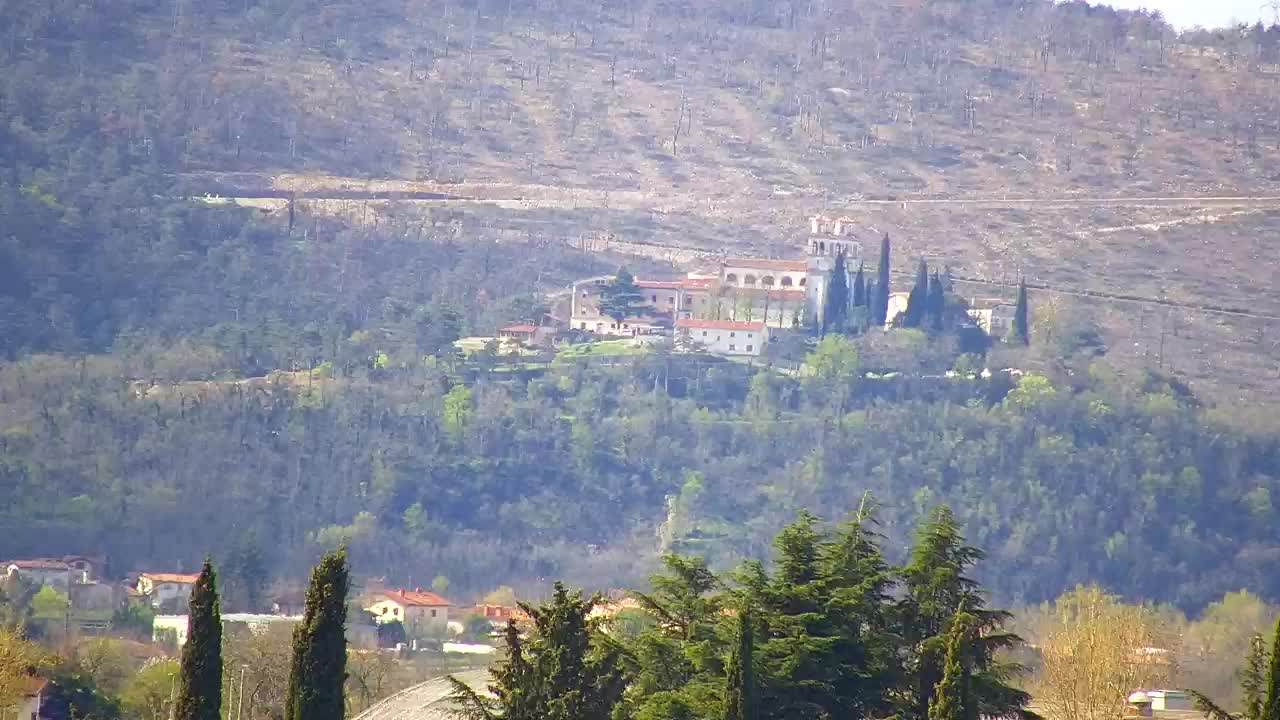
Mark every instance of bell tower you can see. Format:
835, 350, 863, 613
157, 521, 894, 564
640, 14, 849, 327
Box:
805, 216, 862, 329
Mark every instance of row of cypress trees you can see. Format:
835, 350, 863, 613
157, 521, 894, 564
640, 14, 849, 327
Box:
823, 233, 1032, 345
175, 550, 349, 720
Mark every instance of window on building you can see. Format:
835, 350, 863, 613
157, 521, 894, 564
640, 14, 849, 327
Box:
800, 278, 807, 286
702, 331, 708, 337
746, 345, 753, 352
667, 297, 674, 304
651, 295, 657, 302
393, 607, 400, 616
729, 344, 737, 351
747, 333, 753, 339
730, 332, 736, 337
610, 323, 616, 329
431, 609, 437, 617
580, 322, 587, 329
781, 276, 794, 287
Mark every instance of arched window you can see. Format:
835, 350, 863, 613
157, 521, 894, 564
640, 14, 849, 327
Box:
762, 276, 775, 287
726, 273, 738, 284
781, 276, 794, 287
744, 274, 757, 286
819, 241, 826, 254
799, 277, 807, 286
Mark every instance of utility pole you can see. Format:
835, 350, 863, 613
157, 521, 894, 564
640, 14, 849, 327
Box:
236, 666, 247, 720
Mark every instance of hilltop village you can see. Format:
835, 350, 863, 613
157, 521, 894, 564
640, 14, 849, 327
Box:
481, 217, 1026, 361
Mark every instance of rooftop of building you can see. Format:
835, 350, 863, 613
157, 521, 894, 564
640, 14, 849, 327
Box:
722, 258, 808, 272
139, 572, 200, 584
375, 588, 452, 607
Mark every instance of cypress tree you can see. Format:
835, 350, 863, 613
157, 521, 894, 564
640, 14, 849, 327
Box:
873, 234, 891, 326
1010, 279, 1030, 345
928, 271, 946, 331
1244, 634, 1269, 720
870, 235, 890, 325
285, 549, 349, 720
724, 608, 755, 720
852, 262, 866, 308
174, 560, 221, 720
902, 257, 929, 328
823, 251, 850, 335
1263, 618, 1280, 720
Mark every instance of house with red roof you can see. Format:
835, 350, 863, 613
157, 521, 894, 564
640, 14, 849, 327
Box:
676, 318, 769, 357
136, 572, 201, 609
10, 675, 47, 720
365, 588, 452, 636
497, 322, 556, 348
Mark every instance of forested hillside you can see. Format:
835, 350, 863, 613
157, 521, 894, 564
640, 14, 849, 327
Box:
2, 343, 1277, 610
3, 0, 1280, 608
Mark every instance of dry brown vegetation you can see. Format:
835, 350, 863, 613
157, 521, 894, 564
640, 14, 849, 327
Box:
78, 0, 1280, 399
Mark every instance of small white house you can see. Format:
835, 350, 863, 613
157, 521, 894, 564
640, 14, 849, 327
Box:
366, 589, 452, 636
675, 318, 768, 356
136, 572, 200, 608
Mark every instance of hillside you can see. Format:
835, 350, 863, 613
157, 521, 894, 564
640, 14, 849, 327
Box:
3, 0, 1280, 606
5, 0, 1279, 399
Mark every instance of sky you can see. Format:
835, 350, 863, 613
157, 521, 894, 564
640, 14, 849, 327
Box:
1100, 0, 1271, 29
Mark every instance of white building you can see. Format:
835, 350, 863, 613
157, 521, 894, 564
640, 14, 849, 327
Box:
675, 319, 769, 356
365, 589, 452, 637
967, 299, 1017, 336
9, 676, 47, 720
3, 560, 76, 590
136, 572, 200, 608
154, 613, 304, 646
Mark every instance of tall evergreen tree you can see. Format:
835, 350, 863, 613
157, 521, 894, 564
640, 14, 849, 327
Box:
1010, 280, 1030, 345
450, 583, 625, 720
897, 507, 1032, 720
285, 549, 349, 720
928, 271, 946, 331
872, 234, 892, 326
724, 608, 755, 720
822, 251, 850, 335
852, 262, 866, 309
1262, 618, 1280, 720
601, 267, 645, 323
1190, 618, 1280, 720
902, 257, 930, 328
174, 560, 221, 720
928, 613, 974, 720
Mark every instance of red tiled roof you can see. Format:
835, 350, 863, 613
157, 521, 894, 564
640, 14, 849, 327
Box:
676, 318, 767, 332
679, 278, 715, 290
466, 604, 531, 622
500, 324, 538, 334
6, 559, 71, 571
23, 676, 48, 697
722, 258, 807, 272
140, 572, 200, 584
635, 280, 684, 290
378, 589, 451, 607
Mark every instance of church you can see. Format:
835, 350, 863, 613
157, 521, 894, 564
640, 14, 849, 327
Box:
568, 216, 865, 339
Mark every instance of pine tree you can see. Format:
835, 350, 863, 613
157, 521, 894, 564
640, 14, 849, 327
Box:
823, 251, 850, 335
1190, 619, 1279, 720
601, 267, 644, 323
1010, 280, 1030, 345
897, 507, 1030, 720
928, 271, 946, 331
449, 583, 624, 720
285, 549, 349, 720
174, 560, 221, 720
928, 613, 974, 720
902, 257, 929, 328
724, 608, 755, 720
873, 234, 891, 326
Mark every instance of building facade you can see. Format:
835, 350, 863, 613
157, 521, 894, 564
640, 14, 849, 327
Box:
675, 319, 769, 356
365, 589, 452, 637
136, 572, 199, 608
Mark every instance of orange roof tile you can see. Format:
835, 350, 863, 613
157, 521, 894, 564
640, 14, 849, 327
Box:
6, 559, 71, 571
500, 324, 538, 334
140, 572, 200, 584
379, 589, 451, 607
722, 258, 808, 272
